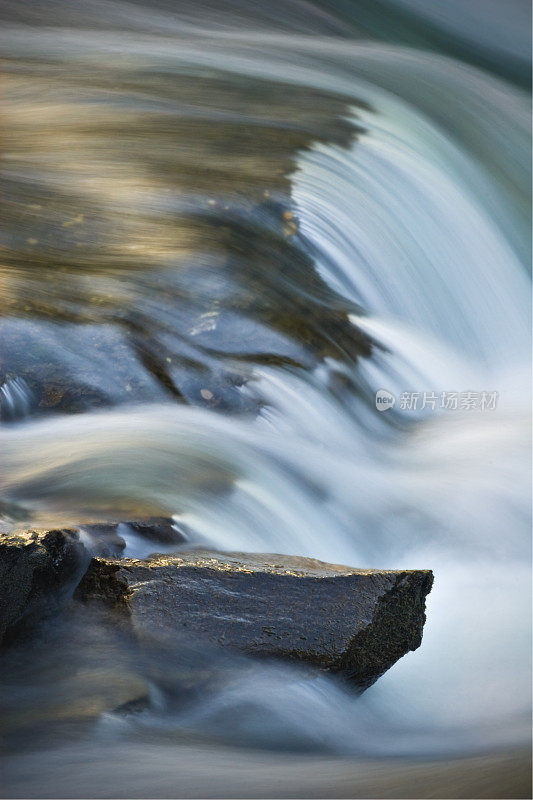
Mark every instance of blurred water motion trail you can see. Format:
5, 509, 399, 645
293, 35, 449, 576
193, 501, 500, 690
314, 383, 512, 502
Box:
0, 1, 531, 797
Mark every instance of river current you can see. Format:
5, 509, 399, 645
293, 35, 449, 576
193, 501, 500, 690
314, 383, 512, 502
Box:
0, 1, 531, 797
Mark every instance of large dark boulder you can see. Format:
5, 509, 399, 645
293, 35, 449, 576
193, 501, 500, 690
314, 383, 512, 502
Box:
77, 550, 433, 690
0, 529, 87, 643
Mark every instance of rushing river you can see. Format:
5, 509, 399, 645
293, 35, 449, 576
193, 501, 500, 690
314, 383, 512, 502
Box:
0, 1, 531, 797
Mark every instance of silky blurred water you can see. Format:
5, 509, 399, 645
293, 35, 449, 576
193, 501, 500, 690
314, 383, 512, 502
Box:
0, 1, 531, 797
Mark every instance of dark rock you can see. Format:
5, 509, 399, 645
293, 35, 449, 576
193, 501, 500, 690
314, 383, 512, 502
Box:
81, 523, 127, 558
0, 529, 87, 644
122, 518, 188, 546
76, 550, 433, 690
0, 319, 166, 420
80, 517, 187, 557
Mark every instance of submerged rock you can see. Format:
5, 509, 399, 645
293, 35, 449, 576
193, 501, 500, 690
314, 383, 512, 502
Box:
81, 523, 127, 558
81, 517, 187, 555
77, 550, 433, 690
0, 529, 86, 644
122, 517, 188, 546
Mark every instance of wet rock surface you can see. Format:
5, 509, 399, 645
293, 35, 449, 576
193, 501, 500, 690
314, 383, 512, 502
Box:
81, 517, 187, 554
121, 517, 188, 545
77, 550, 433, 690
0, 518, 186, 644
1, 524, 432, 691
81, 523, 127, 558
0, 529, 87, 644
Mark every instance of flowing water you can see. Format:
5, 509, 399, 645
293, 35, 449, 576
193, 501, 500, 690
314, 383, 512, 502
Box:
0, 1, 531, 797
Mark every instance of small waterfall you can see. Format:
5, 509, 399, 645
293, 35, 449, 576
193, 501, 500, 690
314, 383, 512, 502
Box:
0, 0, 530, 794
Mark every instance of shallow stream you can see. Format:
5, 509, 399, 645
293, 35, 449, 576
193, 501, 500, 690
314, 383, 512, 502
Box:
0, 1, 531, 796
